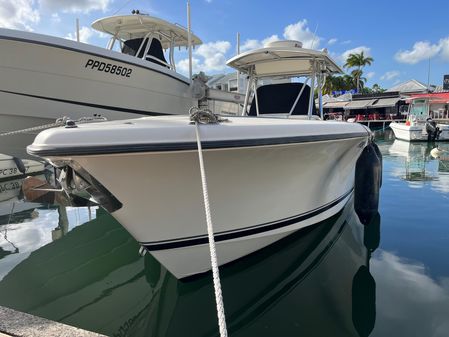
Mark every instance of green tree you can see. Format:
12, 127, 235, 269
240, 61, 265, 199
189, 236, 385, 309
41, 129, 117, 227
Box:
350, 69, 367, 90
361, 83, 387, 94
344, 51, 374, 92
323, 74, 356, 95
372, 83, 386, 93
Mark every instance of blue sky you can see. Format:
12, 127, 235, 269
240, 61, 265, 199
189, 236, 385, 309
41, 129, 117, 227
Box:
1, 0, 448, 89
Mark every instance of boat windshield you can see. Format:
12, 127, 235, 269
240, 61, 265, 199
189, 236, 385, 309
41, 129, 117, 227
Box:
92, 14, 202, 72
409, 99, 427, 120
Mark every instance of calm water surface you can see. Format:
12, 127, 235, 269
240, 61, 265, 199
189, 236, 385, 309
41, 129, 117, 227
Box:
0, 130, 448, 337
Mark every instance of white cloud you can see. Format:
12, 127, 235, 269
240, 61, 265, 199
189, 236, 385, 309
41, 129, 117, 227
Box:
195, 40, 231, 72
371, 251, 449, 337
241, 35, 279, 52
240, 39, 260, 52
65, 26, 94, 43
341, 40, 351, 45
283, 19, 320, 49
0, 0, 40, 30
262, 34, 280, 46
177, 40, 232, 75
176, 57, 200, 74
338, 46, 371, 64
241, 19, 319, 52
51, 12, 60, 23
366, 71, 375, 80
395, 41, 441, 64
381, 70, 400, 81
439, 37, 449, 61
40, 0, 111, 13
328, 38, 338, 45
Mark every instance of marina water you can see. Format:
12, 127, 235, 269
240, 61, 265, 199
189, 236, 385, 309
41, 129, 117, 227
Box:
0, 129, 448, 337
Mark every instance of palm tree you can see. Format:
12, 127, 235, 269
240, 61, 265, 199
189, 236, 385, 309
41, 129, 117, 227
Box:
322, 75, 334, 95
344, 51, 373, 92
322, 74, 357, 95
342, 74, 356, 90
372, 83, 386, 93
350, 69, 367, 90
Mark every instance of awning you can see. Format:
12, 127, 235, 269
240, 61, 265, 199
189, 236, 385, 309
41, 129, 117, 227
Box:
344, 99, 377, 110
323, 101, 350, 108
407, 92, 449, 104
369, 97, 401, 108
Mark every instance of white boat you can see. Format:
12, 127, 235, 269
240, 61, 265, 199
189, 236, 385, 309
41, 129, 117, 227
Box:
28, 40, 380, 279
0, 12, 202, 157
0, 154, 45, 180
0, 197, 377, 337
390, 93, 449, 141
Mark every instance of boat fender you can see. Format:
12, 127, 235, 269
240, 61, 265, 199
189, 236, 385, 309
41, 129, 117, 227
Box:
363, 212, 381, 253
355, 142, 382, 225
352, 266, 376, 337
12, 157, 26, 174
430, 147, 441, 158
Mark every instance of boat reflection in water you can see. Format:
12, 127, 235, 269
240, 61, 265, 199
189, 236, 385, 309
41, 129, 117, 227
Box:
387, 140, 449, 192
0, 195, 380, 337
0, 172, 96, 282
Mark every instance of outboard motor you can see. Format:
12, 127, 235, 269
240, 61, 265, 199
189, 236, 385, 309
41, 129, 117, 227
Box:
355, 141, 382, 225
425, 118, 441, 141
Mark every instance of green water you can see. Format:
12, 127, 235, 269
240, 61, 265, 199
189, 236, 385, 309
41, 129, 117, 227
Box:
0, 130, 448, 337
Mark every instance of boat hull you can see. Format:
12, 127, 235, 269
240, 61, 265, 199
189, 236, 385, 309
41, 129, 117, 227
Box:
68, 137, 363, 278
27, 116, 370, 278
0, 28, 193, 156
0, 153, 45, 180
390, 122, 449, 141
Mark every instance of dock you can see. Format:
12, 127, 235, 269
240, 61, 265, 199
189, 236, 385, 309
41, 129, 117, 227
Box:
0, 306, 106, 337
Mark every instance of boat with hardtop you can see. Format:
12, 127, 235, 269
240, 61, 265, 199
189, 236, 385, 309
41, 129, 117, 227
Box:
0, 11, 208, 158
389, 93, 449, 141
28, 40, 381, 279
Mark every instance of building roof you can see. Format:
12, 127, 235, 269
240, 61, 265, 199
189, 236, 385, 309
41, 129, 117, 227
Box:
432, 85, 449, 93
206, 73, 227, 86
386, 79, 430, 94
323, 101, 349, 108
369, 97, 402, 108
344, 99, 377, 109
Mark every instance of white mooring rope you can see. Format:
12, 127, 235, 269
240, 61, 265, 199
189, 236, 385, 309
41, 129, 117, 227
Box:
194, 121, 228, 337
0, 115, 108, 137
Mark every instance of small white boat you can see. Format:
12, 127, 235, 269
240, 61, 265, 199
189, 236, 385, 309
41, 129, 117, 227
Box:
28, 40, 381, 278
390, 93, 449, 141
0, 154, 45, 180
0, 182, 42, 221
0, 12, 202, 157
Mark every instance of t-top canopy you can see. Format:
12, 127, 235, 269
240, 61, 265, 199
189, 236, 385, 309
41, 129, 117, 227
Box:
227, 40, 343, 77
92, 14, 202, 49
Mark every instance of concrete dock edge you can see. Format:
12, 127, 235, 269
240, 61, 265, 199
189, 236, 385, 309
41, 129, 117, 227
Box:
0, 306, 107, 337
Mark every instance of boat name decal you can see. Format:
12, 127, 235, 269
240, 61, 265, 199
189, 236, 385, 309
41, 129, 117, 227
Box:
0, 166, 31, 177
85, 59, 132, 77
0, 181, 21, 193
